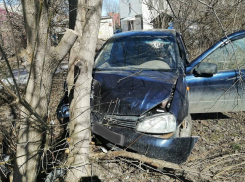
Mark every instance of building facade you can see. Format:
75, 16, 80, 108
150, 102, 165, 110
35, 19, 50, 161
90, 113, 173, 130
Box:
119, 0, 171, 32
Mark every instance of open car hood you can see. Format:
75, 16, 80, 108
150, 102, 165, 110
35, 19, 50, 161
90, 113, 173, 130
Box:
93, 70, 178, 115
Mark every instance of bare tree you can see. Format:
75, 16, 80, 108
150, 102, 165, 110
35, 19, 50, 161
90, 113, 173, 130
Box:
0, 0, 25, 58
0, 32, 3, 59
0, 0, 102, 180
144, 0, 245, 58
7, 0, 78, 181
65, 0, 102, 181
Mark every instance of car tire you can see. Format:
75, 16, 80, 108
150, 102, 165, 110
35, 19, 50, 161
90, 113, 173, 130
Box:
175, 114, 192, 137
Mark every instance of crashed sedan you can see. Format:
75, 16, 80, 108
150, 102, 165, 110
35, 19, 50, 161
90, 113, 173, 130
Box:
57, 29, 245, 164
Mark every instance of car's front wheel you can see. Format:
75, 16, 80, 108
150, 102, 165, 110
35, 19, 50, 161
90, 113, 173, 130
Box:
175, 114, 192, 137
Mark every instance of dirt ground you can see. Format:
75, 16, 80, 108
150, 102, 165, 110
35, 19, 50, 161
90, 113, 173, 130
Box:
1, 68, 245, 182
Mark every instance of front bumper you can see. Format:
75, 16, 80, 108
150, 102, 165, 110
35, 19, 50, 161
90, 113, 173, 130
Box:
92, 122, 198, 164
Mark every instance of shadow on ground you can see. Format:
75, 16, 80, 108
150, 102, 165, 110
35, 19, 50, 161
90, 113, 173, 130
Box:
191, 112, 230, 120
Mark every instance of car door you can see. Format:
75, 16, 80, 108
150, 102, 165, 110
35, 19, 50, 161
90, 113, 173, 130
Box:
186, 31, 245, 113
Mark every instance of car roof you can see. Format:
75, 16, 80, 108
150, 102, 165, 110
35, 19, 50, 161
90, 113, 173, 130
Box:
109, 29, 178, 41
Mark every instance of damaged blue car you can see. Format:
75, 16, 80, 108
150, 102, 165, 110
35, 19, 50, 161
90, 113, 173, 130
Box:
57, 29, 245, 164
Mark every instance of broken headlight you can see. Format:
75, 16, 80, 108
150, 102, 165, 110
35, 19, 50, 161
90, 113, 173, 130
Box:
136, 113, 176, 134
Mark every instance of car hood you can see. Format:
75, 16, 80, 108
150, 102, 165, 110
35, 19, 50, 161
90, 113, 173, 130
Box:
93, 70, 179, 116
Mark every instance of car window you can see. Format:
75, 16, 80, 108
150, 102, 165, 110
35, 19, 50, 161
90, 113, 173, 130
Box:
94, 36, 180, 70
202, 37, 245, 71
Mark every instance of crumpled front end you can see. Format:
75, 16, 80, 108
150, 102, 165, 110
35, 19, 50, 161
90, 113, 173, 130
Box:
90, 70, 197, 164
57, 70, 198, 164
92, 70, 178, 115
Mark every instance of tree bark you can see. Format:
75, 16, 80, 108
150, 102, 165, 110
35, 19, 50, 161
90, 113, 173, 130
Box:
0, 32, 3, 59
13, 1, 78, 181
65, 0, 102, 181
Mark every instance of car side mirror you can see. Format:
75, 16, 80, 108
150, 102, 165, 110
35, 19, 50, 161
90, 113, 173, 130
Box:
193, 62, 217, 76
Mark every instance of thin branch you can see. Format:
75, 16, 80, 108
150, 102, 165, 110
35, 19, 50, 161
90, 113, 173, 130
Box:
3, 0, 21, 78
0, 45, 21, 99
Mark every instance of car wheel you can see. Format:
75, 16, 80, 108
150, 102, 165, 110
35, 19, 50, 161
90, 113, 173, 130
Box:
175, 114, 192, 137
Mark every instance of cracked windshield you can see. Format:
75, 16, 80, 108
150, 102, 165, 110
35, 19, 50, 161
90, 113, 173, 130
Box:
94, 36, 179, 70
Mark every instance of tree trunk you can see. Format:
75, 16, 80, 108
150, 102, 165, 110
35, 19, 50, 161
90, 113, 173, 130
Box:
13, 1, 78, 181
65, 0, 102, 181
0, 32, 3, 59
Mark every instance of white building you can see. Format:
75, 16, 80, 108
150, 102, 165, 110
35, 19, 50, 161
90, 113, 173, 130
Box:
98, 16, 114, 40
119, 0, 171, 32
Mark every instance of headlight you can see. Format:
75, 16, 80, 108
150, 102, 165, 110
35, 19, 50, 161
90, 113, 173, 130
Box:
136, 113, 176, 134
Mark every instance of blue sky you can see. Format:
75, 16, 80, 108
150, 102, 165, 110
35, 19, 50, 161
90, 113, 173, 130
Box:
102, 0, 119, 16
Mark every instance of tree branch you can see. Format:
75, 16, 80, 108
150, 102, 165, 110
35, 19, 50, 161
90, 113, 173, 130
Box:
0, 45, 21, 99
90, 151, 181, 170
50, 29, 79, 68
